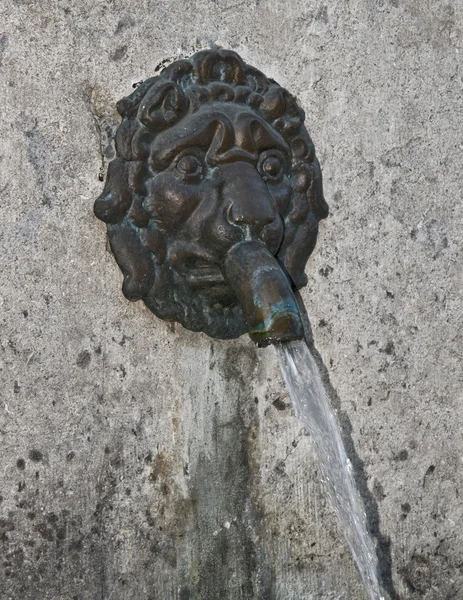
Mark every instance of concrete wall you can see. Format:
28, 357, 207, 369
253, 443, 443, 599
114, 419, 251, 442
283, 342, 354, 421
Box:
1, 1, 461, 598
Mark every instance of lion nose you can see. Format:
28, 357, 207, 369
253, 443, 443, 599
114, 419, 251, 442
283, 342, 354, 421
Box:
220, 163, 277, 237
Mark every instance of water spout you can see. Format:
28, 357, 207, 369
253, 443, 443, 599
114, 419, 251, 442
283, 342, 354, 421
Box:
223, 240, 304, 347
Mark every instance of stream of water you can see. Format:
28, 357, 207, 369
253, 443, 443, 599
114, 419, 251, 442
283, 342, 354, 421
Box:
275, 340, 383, 600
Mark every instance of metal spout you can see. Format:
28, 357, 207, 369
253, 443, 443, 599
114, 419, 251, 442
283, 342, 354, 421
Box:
223, 240, 304, 347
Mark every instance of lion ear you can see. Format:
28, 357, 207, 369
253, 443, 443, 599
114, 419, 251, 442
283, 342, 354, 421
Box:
278, 161, 328, 288
308, 157, 329, 220
279, 213, 320, 288
137, 81, 187, 131
94, 159, 132, 224
108, 222, 155, 301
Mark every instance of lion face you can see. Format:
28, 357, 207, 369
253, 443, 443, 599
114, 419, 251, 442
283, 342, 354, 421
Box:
143, 103, 292, 337
94, 50, 328, 339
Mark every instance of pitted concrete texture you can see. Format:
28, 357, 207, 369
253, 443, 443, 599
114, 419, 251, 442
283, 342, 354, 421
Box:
0, 1, 462, 599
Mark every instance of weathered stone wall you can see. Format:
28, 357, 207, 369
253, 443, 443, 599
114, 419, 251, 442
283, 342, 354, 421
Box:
0, 1, 461, 599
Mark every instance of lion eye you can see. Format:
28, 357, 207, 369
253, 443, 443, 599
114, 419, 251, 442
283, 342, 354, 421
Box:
176, 154, 203, 178
262, 156, 282, 177
258, 151, 285, 182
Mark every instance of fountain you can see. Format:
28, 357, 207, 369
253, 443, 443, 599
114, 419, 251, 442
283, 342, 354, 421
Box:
94, 49, 383, 599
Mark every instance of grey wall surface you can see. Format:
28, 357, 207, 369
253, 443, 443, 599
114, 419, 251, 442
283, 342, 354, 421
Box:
0, 1, 462, 599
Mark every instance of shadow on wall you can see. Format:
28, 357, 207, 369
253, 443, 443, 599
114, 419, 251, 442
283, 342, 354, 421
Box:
295, 291, 400, 600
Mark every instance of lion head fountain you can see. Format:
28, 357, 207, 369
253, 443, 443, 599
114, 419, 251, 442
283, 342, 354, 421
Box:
94, 49, 328, 345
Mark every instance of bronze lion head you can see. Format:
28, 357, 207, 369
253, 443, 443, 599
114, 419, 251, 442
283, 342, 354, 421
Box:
94, 49, 328, 340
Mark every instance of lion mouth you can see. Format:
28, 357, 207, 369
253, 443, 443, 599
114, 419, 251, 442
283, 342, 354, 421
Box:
182, 257, 227, 287
190, 266, 226, 286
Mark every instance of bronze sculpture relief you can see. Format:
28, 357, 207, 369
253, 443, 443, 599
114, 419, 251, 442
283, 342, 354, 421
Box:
94, 50, 328, 344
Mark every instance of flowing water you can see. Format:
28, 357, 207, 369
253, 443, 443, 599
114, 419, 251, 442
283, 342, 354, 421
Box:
275, 340, 383, 600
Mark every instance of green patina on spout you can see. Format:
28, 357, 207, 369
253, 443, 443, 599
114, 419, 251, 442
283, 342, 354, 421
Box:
223, 240, 304, 347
